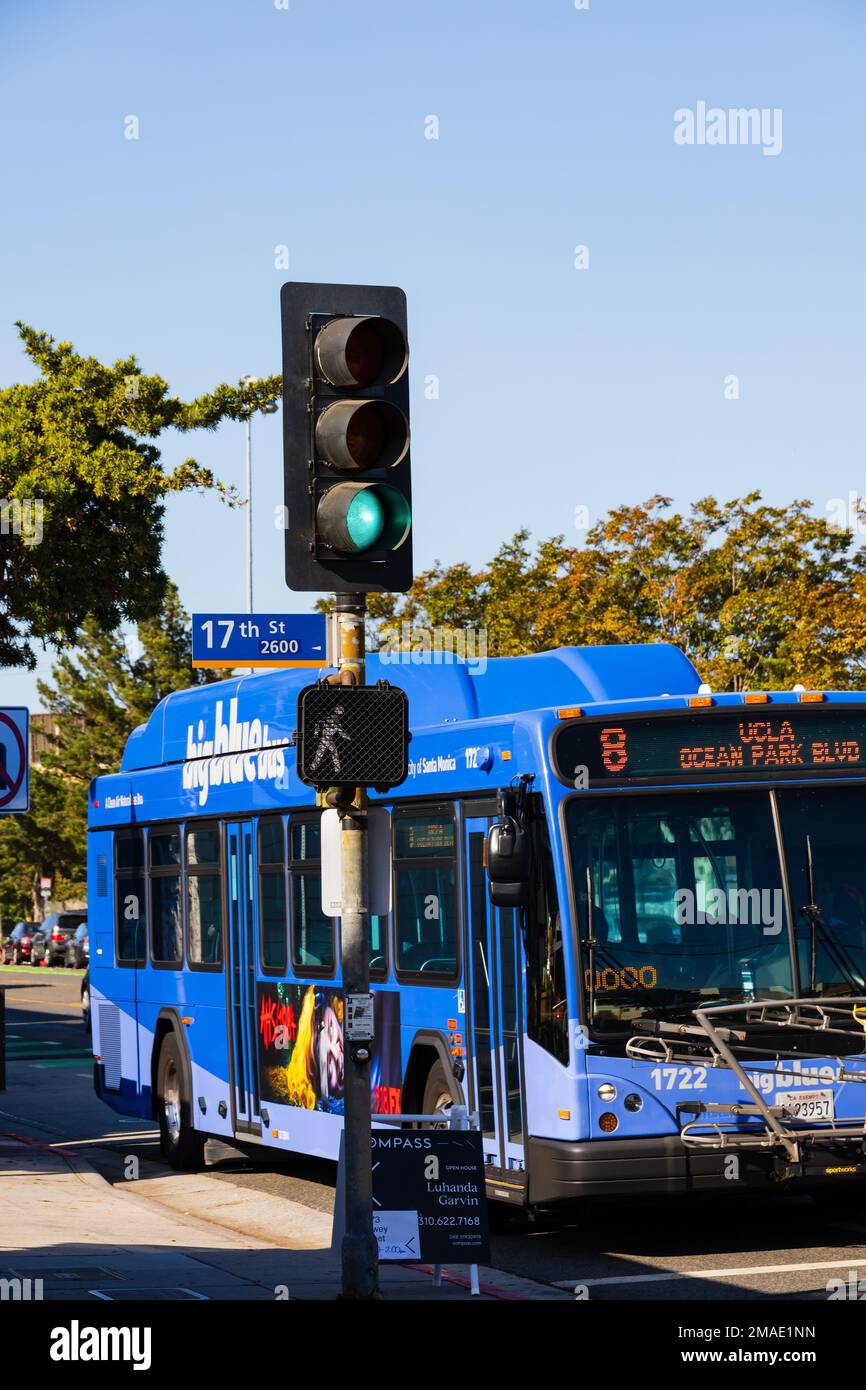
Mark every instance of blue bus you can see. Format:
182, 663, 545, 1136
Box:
87, 643, 866, 1206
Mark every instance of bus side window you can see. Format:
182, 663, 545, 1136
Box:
115, 829, 145, 966
150, 825, 183, 967
186, 824, 224, 970
259, 816, 287, 974
393, 809, 458, 980
290, 817, 334, 975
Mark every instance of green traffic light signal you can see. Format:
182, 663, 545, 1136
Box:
281, 283, 413, 593
316, 482, 412, 555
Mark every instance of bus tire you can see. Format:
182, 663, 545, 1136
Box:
156, 1033, 206, 1171
422, 1060, 454, 1121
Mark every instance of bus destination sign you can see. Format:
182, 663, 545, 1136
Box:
554, 707, 866, 788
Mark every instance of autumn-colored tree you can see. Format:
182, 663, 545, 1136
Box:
368, 493, 866, 691
0, 323, 280, 668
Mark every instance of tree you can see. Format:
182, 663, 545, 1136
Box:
0, 324, 280, 668
367, 493, 866, 691
0, 772, 71, 928
0, 583, 216, 923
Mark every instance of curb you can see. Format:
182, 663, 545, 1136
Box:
410, 1262, 524, 1300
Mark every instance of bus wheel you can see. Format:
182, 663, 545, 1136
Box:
422, 1060, 454, 1124
157, 1034, 206, 1170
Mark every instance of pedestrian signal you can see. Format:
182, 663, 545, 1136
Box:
296, 683, 409, 791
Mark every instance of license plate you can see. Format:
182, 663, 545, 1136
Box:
775, 1088, 835, 1121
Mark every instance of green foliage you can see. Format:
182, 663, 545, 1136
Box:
370, 493, 866, 691
0, 323, 280, 668
0, 771, 71, 926
0, 583, 216, 922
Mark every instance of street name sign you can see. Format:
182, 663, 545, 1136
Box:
0, 707, 29, 814
192, 613, 327, 669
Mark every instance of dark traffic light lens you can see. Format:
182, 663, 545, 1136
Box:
345, 321, 385, 385
315, 316, 408, 388
317, 482, 411, 554
346, 401, 384, 466
315, 400, 409, 471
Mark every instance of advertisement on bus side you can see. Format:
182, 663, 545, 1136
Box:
256, 982, 401, 1116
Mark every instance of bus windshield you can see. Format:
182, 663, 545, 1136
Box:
776, 785, 866, 997
566, 791, 794, 1033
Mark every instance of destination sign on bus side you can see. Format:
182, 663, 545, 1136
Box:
554, 708, 866, 787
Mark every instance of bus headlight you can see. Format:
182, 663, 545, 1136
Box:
597, 1084, 617, 1102
624, 1093, 643, 1113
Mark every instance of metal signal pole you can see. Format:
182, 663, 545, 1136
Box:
331, 592, 378, 1299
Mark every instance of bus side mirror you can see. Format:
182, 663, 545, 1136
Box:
487, 819, 529, 908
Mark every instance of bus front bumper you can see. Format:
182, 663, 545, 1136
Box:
527, 1133, 866, 1204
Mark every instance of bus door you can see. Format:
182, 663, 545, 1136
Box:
226, 822, 260, 1130
464, 813, 527, 1200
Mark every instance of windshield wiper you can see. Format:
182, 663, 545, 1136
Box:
801, 834, 820, 993
799, 834, 865, 995
582, 866, 597, 1026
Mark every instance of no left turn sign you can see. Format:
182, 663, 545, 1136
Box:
0, 708, 29, 813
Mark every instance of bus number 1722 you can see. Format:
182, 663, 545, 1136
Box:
650, 1066, 708, 1091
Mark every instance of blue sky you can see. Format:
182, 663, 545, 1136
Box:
1, 0, 864, 709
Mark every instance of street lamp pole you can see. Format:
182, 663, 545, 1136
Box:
240, 377, 277, 618
245, 414, 253, 614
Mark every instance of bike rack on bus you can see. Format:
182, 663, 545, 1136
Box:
626, 997, 866, 1165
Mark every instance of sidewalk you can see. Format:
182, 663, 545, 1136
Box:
0, 1134, 567, 1301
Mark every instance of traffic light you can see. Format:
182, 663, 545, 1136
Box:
281, 282, 413, 593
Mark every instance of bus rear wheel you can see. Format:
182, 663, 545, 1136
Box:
157, 1034, 206, 1171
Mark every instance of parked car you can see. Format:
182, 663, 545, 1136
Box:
2, 921, 37, 965
68, 921, 89, 969
31, 911, 87, 968
81, 968, 91, 1032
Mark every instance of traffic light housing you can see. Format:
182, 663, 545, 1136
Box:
281, 282, 413, 593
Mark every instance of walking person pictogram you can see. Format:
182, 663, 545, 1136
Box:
308, 703, 351, 777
